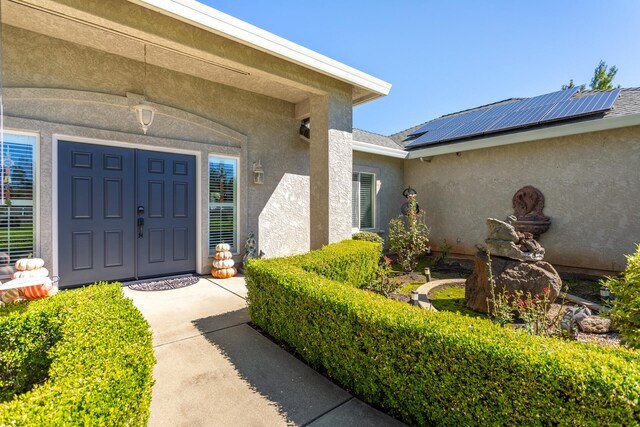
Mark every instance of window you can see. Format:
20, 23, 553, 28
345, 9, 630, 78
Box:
0, 133, 36, 278
352, 172, 375, 230
209, 156, 238, 254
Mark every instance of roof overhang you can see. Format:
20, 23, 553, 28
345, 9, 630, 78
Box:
128, 0, 392, 105
406, 113, 640, 159
352, 140, 408, 159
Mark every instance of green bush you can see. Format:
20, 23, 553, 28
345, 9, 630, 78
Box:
352, 231, 384, 245
0, 283, 155, 426
291, 240, 380, 288
246, 241, 640, 426
604, 244, 640, 348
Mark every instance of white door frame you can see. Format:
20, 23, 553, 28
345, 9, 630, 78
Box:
51, 134, 203, 279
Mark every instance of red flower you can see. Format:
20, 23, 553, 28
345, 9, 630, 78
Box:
543, 287, 549, 294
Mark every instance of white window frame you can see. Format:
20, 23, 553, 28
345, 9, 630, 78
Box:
0, 130, 40, 265
352, 171, 376, 232
208, 154, 240, 255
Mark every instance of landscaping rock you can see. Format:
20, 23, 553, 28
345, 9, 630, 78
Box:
578, 315, 613, 334
465, 251, 562, 313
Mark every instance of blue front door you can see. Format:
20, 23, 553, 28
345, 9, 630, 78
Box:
58, 141, 196, 287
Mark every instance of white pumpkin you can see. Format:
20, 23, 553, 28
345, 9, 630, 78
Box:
212, 259, 235, 269
15, 258, 45, 271
12, 267, 49, 279
214, 251, 233, 260
215, 243, 231, 252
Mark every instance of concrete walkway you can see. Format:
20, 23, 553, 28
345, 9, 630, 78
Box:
123, 276, 405, 427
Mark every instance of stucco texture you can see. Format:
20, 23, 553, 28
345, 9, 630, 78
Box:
2, 23, 353, 275
404, 126, 640, 273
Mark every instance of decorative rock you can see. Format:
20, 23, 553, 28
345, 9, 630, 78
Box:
512, 186, 551, 239
485, 217, 545, 262
465, 251, 562, 313
578, 315, 613, 334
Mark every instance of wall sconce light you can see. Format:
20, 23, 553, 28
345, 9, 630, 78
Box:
299, 118, 310, 140
132, 102, 156, 134
253, 160, 264, 185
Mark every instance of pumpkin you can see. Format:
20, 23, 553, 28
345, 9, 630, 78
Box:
15, 257, 45, 271
23, 283, 52, 300
214, 251, 233, 260
212, 259, 235, 269
211, 267, 236, 279
1, 288, 25, 304
215, 243, 231, 252
12, 268, 49, 280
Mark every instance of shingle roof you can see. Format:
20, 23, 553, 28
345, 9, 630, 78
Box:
384, 88, 640, 150
352, 128, 405, 150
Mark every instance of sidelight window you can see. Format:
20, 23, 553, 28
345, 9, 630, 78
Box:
209, 156, 238, 254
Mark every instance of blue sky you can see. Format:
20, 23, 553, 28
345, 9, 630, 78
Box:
203, 1, 640, 136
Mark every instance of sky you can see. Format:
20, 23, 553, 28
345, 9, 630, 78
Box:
202, 1, 640, 136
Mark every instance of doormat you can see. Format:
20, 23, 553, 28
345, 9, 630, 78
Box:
128, 275, 200, 292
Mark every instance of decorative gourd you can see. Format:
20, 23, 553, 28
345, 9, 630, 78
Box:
214, 251, 233, 260
215, 243, 231, 252
23, 283, 52, 300
211, 267, 236, 279
12, 268, 49, 280
15, 257, 45, 271
1, 288, 25, 304
212, 259, 235, 269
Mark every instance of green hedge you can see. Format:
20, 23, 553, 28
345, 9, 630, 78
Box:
246, 241, 640, 426
0, 283, 155, 426
352, 230, 384, 246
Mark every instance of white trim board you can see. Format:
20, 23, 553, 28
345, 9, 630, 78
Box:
128, 0, 391, 102
51, 134, 204, 278
352, 140, 408, 159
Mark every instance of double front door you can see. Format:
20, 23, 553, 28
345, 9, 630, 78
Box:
58, 141, 196, 288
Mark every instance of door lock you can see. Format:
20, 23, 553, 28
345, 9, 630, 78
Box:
137, 206, 145, 215
137, 217, 144, 238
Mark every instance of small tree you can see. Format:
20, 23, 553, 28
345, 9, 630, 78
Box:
590, 60, 620, 90
388, 196, 430, 273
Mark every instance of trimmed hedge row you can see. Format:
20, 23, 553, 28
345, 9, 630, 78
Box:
246, 241, 640, 426
0, 283, 155, 426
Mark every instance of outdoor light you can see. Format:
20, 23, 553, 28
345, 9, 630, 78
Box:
600, 286, 610, 301
253, 160, 264, 185
410, 290, 420, 306
299, 118, 310, 140
132, 103, 156, 134
424, 267, 431, 282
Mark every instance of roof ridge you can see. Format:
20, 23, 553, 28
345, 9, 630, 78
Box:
352, 128, 390, 138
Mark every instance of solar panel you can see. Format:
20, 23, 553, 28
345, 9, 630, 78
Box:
404, 124, 464, 148
515, 87, 579, 111
486, 104, 555, 132
438, 114, 503, 142
542, 89, 621, 121
481, 100, 524, 117
407, 116, 455, 136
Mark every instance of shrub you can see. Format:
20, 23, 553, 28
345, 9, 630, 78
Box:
388, 197, 430, 272
291, 240, 380, 288
604, 244, 640, 348
0, 283, 155, 426
246, 242, 640, 426
352, 231, 384, 246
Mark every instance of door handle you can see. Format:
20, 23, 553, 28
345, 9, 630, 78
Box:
137, 217, 144, 238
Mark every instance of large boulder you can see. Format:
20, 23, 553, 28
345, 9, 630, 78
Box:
465, 251, 562, 313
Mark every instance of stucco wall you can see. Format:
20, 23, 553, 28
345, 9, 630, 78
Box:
352, 151, 405, 238
404, 126, 640, 273
1, 25, 353, 273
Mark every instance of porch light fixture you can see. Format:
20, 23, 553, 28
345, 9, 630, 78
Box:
132, 102, 156, 134
252, 160, 264, 185
600, 286, 610, 301
299, 118, 310, 140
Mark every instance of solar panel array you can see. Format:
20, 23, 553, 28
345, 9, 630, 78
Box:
405, 88, 621, 149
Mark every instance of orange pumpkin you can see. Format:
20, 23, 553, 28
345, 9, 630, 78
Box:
214, 251, 233, 260
12, 268, 49, 280
23, 283, 51, 300
0, 288, 25, 304
211, 267, 236, 279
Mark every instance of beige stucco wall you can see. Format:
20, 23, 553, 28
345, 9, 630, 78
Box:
352, 151, 405, 238
404, 126, 640, 273
2, 25, 352, 274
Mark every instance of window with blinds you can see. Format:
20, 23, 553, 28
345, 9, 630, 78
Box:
352, 172, 375, 230
209, 156, 237, 254
0, 133, 36, 277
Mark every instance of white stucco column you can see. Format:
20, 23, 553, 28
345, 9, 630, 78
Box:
309, 92, 353, 249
